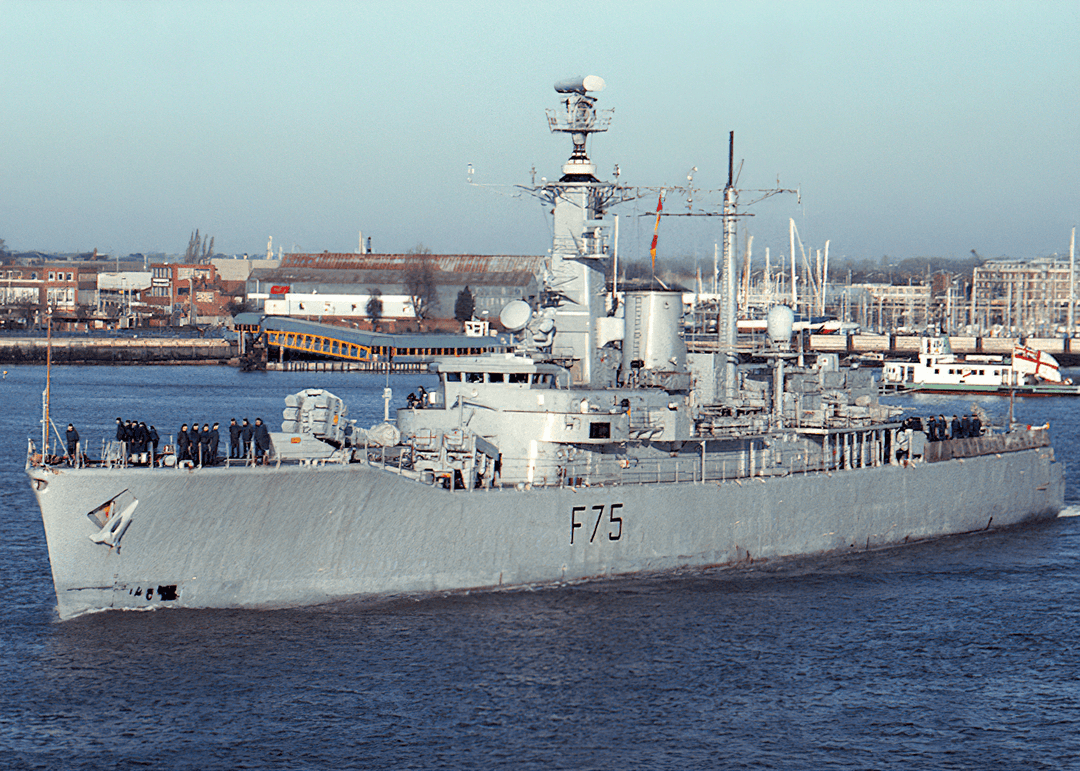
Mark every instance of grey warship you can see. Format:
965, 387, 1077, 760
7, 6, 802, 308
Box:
28, 77, 1064, 620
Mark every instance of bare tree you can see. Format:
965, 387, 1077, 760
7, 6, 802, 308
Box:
185, 230, 201, 262
366, 288, 383, 331
403, 245, 438, 322
225, 296, 250, 316
454, 285, 475, 322
184, 230, 216, 263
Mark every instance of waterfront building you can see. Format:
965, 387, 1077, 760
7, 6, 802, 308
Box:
245, 252, 544, 329
972, 257, 1078, 336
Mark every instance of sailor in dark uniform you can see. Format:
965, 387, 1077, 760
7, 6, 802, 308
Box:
950, 415, 962, 440
253, 418, 271, 462
971, 414, 982, 437
229, 418, 242, 459
134, 422, 148, 454
241, 418, 253, 458
177, 424, 191, 461
149, 425, 160, 465
961, 414, 973, 438
199, 424, 212, 466
189, 423, 202, 463
65, 424, 79, 464
209, 422, 221, 464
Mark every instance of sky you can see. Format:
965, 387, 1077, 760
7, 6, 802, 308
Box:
2, 0, 1077, 270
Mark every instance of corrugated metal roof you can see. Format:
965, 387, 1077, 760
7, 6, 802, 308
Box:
251, 255, 544, 289
251, 269, 537, 288
280, 253, 545, 273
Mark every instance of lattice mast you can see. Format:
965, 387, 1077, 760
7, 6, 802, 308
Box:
537, 76, 617, 385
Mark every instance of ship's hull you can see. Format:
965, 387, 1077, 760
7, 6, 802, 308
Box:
30, 447, 1064, 620
886, 382, 1080, 397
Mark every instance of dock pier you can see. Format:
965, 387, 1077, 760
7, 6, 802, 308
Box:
0, 337, 237, 365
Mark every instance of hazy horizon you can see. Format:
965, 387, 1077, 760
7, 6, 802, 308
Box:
2, 1, 1077, 266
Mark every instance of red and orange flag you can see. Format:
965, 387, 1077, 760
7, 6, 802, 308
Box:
650, 193, 664, 272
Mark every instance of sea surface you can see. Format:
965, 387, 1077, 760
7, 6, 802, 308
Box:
2, 365, 1079, 770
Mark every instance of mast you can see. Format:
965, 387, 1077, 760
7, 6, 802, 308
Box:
720, 131, 738, 398
741, 234, 753, 315
789, 219, 797, 309
822, 240, 830, 316
612, 214, 619, 300
1069, 227, 1076, 336
815, 248, 822, 316
539, 75, 615, 386
713, 242, 719, 295
764, 247, 771, 305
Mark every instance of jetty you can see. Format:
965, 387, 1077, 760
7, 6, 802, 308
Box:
0, 336, 236, 365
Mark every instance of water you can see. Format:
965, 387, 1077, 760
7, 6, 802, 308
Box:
2, 365, 1079, 770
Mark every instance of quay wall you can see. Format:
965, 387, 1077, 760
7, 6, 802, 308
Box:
0, 337, 237, 365
14, 333, 1079, 368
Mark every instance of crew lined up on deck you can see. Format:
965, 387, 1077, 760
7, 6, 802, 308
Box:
924, 413, 982, 441
113, 417, 160, 465
94, 416, 273, 467
175, 419, 270, 464
175, 422, 221, 465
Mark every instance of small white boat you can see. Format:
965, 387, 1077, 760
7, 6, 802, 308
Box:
881, 337, 1080, 396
